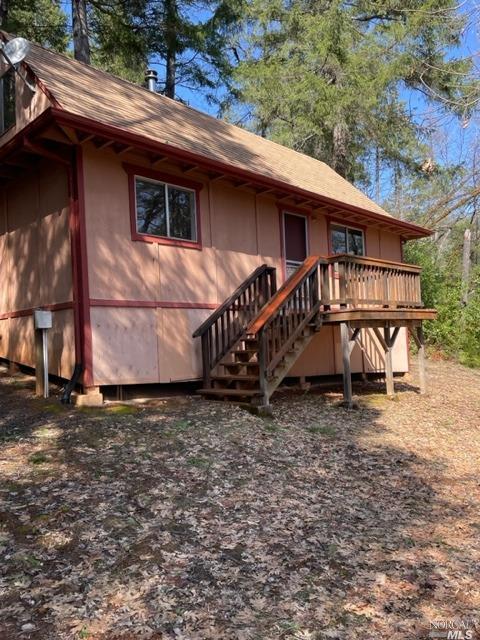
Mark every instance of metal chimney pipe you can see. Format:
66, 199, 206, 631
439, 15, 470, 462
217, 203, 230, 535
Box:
145, 69, 158, 92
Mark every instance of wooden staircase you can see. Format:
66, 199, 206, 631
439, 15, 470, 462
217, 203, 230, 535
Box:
193, 253, 434, 410
193, 256, 326, 409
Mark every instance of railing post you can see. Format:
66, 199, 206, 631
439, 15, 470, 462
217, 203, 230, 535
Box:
257, 327, 269, 408
201, 332, 211, 388
383, 270, 390, 307
270, 267, 277, 295
338, 261, 347, 308
321, 262, 331, 310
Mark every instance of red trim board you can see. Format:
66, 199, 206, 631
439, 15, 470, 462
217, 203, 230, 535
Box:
0, 302, 73, 321
71, 146, 94, 388
49, 108, 432, 240
90, 299, 217, 310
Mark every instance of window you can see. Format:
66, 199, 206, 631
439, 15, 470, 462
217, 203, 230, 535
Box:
135, 176, 197, 243
0, 69, 16, 134
331, 224, 365, 256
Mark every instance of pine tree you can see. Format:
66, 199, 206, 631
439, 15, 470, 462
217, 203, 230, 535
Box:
0, 0, 68, 51
73, 0, 91, 63
234, 0, 475, 183
89, 0, 243, 101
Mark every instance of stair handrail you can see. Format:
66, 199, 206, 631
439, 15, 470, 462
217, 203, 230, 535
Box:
327, 253, 422, 273
192, 263, 277, 387
245, 256, 328, 404
246, 256, 325, 336
193, 264, 276, 338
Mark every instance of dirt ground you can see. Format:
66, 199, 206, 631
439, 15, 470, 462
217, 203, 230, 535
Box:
0, 359, 479, 640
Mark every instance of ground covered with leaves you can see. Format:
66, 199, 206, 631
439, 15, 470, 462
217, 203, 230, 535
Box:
0, 360, 479, 640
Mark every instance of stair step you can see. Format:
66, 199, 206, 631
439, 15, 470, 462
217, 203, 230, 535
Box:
233, 347, 258, 354
221, 361, 259, 371
211, 374, 259, 382
232, 352, 258, 363
198, 388, 263, 398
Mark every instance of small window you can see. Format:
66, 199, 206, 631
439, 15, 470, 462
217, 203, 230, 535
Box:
331, 224, 365, 256
135, 176, 197, 242
0, 69, 16, 134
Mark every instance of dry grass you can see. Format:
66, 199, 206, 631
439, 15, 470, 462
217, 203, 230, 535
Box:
0, 359, 479, 640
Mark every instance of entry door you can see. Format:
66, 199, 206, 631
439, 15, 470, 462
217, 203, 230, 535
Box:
283, 212, 308, 278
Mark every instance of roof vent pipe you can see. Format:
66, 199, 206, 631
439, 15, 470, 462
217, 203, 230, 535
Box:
145, 69, 158, 93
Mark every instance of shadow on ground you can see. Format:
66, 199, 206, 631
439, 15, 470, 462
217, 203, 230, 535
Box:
0, 364, 478, 640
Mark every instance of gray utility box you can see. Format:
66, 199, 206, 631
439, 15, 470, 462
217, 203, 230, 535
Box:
34, 308, 53, 330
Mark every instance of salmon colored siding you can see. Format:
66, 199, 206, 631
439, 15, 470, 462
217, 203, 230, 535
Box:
80, 147, 409, 385
0, 161, 75, 378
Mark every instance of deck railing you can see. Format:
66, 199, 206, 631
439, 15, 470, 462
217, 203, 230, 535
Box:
246, 256, 324, 376
193, 255, 425, 393
192, 264, 277, 387
325, 254, 423, 309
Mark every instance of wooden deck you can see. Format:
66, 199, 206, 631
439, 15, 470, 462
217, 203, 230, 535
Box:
322, 307, 437, 325
193, 254, 437, 411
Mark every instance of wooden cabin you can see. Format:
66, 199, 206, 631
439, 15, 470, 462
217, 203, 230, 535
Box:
0, 35, 436, 407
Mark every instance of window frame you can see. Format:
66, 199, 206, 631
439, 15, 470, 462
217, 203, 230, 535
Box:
124, 163, 202, 249
329, 220, 366, 257
0, 68, 16, 136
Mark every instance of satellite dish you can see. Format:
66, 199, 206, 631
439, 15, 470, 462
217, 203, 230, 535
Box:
1, 37, 31, 66
0, 37, 35, 92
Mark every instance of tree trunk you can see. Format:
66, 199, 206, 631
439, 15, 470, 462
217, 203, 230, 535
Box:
332, 120, 349, 178
375, 146, 381, 202
72, 0, 91, 64
0, 0, 8, 27
164, 0, 177, 99
462, 227, 472, 305
394, 161, 403, 219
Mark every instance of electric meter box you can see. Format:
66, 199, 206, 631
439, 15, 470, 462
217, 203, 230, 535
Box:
34, 309, 52, 330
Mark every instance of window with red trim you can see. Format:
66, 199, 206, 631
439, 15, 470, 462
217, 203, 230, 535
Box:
134, 175, 197, 242
331, 224, 365, 256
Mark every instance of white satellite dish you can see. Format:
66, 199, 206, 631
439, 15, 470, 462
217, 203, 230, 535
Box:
0, 37, 35, 92
1, 37, 31, 66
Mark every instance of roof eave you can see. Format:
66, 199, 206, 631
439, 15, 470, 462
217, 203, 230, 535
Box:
48, 107, 431, 239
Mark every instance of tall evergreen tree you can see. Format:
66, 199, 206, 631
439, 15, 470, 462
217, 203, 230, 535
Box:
234, 0, 475, 183
73, 0, 91, 63
0, 0, 68, 51
89, 0, 244, 101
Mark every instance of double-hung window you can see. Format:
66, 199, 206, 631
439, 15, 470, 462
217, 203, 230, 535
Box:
331, 224, 365, 256
0, 69, 16, 135
134, 175, 197, 243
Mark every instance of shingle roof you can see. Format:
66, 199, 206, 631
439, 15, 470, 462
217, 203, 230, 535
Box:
24, 40, 394, 220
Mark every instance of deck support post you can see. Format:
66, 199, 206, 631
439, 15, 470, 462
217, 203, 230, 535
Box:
340, 322, 353, 408
384, 326, 394, 397
373, 325, 400, 398
410, 323, 426, 394
417, 324, 426, 395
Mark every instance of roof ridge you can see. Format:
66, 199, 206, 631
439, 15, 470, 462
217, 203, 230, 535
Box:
23, 37, 339, 174
8, 32, 416, 227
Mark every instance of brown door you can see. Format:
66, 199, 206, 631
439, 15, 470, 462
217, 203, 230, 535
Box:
283, 212, 308, 278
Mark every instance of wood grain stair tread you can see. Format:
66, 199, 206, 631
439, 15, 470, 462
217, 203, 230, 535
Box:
211, 374, 259, 382
221, 359, 259, 367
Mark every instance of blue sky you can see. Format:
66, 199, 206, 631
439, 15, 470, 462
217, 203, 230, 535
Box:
58, 0, 479, 197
